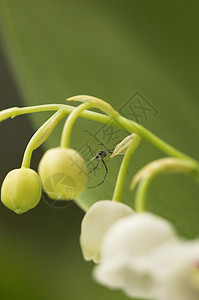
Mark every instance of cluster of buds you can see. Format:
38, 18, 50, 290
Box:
0, 99, 90, 214
1, 147, 87, 214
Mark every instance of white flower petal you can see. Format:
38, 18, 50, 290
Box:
94, 212, 176, 298
101, 212, 176, 260
122, 238, 182, 299
80, 200, 134, 263
94, 257, 156, 299
151, 240, 199, 300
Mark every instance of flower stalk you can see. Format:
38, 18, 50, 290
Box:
131, 157, 199, 212
60, 102, 92, 148
21, 109, 67, 168
1, 97, 198, 168
0, 94, 198, 211
112, 134, 141, 202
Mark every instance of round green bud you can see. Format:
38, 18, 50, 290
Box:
1, 168, 42, 214
38, 147, 87, 200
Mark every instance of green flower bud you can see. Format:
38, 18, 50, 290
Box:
1, 168, 42, 214
38, 147, 87, 200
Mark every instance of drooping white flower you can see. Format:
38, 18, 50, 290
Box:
150, 239, 199, 300
94, 212, 177, 299
80, 200, 134, 263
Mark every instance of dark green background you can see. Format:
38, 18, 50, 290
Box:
0, 1, 199, 299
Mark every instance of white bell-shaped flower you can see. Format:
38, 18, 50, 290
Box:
94, 212, 176, 298
80, 200, 134, 263
151, 239, 199, 300
118, 238, 182, 299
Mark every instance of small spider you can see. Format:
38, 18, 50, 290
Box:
83, 130, 113, 189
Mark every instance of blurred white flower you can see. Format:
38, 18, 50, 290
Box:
94, 212, 177, 299
150, 239, 199, 300
80, 200, 134, 263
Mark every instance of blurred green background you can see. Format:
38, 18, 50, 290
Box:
0, 1, 199, 300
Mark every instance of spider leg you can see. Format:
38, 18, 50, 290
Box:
106, 148, 114, 154
87, 159, 108, 189
84, 145, 95, 163
87, 159, 99, 175
88, 145, 94, 156
83, 129, 108, 150
101, 158, 108, 181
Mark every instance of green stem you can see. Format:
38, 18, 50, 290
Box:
133, 158, 199, 212
60, 97, 122, 148
138, 125, 194, 162
117, 115, 198, 165
0, 104, 115, 126
60, 102, 93, 148
21, 110, 67, 168
1, 100, 198, 168
134, 177, 152, 212
112, 134, 141, 202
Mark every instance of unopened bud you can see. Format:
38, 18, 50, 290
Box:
1, 168, 42, 214
38, 147, 87, 200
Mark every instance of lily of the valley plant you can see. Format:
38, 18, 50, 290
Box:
0, 95, 199, 300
